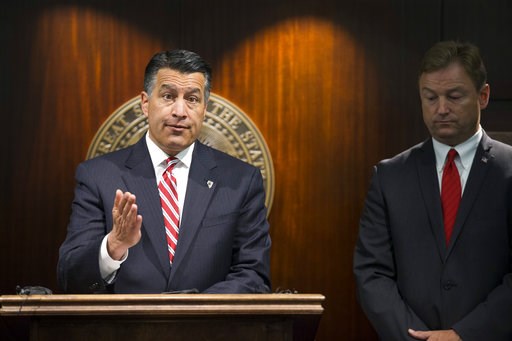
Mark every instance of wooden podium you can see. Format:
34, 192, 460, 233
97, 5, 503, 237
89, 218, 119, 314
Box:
0, 294, 324, 340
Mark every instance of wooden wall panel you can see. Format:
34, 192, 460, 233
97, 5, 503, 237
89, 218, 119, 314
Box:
180, 3, 439, 338
211, 19, 380, 340
442, 0, 512, 132
0, 0, 170, 301
3, 0, 508, 340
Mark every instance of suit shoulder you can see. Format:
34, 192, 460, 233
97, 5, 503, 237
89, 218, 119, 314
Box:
206, 145, 259, 173
377, 141, 426, 169
76, 145, 133, 171
486, 138, 512, 173
489, 138, 512, 155
195, 143, 262, 184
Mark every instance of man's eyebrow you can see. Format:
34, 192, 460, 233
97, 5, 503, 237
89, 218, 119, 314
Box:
446, 87, 465, 93
420, 86, 465, 93
159, 84, 177, 91
158, 84, 201, 94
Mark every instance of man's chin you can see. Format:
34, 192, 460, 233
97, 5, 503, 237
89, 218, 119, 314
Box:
433, 131, 468, 146
433, 125, 457, 136
163, 139, 194, 154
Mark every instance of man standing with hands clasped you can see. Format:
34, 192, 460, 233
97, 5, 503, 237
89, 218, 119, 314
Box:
354, 41, 512, 340
58, 49, 271, 294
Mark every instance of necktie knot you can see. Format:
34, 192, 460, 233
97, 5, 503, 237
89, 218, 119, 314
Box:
446, 149, 458, 163
164, 157, 178, 172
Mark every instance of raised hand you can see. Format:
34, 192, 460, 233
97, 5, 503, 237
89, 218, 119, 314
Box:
107, 189, 143, 260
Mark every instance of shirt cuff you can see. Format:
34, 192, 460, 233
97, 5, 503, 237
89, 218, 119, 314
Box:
99, 233, 128, 283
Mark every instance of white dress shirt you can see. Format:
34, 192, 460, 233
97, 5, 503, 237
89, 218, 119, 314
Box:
99, 133, 194, 281
432, 126, 482, 194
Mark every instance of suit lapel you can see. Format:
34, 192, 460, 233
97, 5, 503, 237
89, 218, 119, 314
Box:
446, 133, 493, 256
122, 138, 171, 280
169, 142, 217, 283
416, 139, 447, 260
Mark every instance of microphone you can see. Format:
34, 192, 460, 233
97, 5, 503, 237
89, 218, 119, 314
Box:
16, 285, 53, 295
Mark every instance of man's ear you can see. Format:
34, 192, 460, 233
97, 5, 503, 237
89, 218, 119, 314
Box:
479, 84, 490, 109
140, 91, 150, 117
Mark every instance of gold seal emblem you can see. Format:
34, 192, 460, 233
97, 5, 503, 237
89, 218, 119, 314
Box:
87, 93, 275, 212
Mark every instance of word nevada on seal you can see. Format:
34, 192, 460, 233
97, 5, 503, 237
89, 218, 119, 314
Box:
87, 93, 275, 211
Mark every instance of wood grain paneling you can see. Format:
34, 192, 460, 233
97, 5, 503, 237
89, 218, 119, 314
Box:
210, 17, 381, 341
2, 0, 508, 340
442, 0, 512, 132
0, 1, 170, 296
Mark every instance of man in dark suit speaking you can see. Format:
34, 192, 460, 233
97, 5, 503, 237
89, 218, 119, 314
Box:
58, 50, 271, 294
354, 41, 512, 340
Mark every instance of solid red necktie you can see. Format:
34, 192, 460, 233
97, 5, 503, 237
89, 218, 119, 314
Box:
158, 157, 180, 265
441, 149, 461, 244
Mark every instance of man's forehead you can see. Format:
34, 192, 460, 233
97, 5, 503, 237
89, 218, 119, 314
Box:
156, 69, 205, 91
421, 62, 470, 81
420, 68, 473, 90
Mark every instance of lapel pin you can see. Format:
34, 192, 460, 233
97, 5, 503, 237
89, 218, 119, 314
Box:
481, 156, 488, 163
207, 180, 214, 189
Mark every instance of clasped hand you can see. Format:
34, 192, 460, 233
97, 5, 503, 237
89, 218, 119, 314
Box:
408, 328, 462, 341
107, 189, 143, 260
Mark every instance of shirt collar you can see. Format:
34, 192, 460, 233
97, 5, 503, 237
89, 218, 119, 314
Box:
145, 133, 195, 169
432, 126, 482, 173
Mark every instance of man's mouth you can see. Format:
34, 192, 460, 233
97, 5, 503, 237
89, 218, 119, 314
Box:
166, 123, 188, 130
435, 120, 455, 125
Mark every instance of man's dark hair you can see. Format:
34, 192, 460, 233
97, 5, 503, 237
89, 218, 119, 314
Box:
419, 41, 487, 91
144, 49, 212, 100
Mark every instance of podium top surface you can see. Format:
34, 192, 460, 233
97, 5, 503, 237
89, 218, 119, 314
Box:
0, 293, 325, 317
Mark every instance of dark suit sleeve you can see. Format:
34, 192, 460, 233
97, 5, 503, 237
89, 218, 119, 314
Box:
449, 140, 512, 340
202, 167, 271, 293
452, 273, 512, 340
57, 162, 110, 293
353, 166, 429, 340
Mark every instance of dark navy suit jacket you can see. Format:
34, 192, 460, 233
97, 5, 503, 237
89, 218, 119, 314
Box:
58, 137, 271, 294
354, 132, 512, 340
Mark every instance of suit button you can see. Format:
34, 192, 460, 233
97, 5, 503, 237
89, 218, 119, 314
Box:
89, 282, 99, 290
443, 280, 456, 290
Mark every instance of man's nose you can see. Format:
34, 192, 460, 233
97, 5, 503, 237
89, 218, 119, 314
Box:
437, 97, 450, 115
172, 98, 186, 117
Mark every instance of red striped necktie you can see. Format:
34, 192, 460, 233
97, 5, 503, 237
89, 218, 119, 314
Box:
441, 149, 461, 244
158, 157, 180, 265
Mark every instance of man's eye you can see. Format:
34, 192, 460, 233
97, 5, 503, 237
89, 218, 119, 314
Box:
188, 96, 199, 103
163, 94, 174, 100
